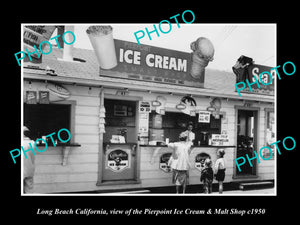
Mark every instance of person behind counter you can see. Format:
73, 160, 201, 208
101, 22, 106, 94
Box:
183, 122, 195, 145
167, 132, 193, 194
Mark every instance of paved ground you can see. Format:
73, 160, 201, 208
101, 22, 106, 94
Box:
141, 183, 275, 195
222, 188, 275, 195
65, 183, 275, 195
100, 186, 275, 195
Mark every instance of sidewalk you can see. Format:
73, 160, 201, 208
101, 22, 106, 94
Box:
223, 187, 275, 195
101, 186, 275, 195
146, 183, 275, 195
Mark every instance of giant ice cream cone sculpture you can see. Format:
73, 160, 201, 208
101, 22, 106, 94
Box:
190, 37, 214, 80
86, 25, 118, 69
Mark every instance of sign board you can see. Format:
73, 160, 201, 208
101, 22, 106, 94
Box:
23, 25, 56, 58
46, 83, 70, 99
195, 153, 211, 171
211, 134, 229, 146
138, 113, 149, 134
100, 39, 206, 88
159, 153, 172, 173
38, 91, 49, 104
236, 64, 275, 95
139, 101, 151, 113
198, 111, 211, 123
107, 149, 129, 172
26, 91, 37, 104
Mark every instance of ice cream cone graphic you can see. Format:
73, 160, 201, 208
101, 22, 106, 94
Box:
190, 37, 214, 80
86, 26, 118, 69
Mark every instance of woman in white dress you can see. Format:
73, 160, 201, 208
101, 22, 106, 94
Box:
168, 132, 193, 194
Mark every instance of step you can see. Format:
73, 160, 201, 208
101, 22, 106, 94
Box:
239, 181, 274, 190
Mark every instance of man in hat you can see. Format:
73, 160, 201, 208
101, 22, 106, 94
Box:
23, 126, 36, 193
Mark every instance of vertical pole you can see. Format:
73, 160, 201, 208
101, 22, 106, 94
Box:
63, 26, 74, 61
96, 87, 104, 186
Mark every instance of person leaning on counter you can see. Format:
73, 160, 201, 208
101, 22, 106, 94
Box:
149, 122, 195, 164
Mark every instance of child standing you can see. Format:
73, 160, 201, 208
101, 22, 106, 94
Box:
214, 149, 226, 194
200, 158, 214, 194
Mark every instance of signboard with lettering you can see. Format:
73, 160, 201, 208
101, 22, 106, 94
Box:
107, 149, 129, 172
235, 64, 275, 95
159, 153, 172, 173
211, 134, 229, 146
39, 91, 49, 104
198, 111, 211, 123
100, 39, 205, 88
195, 152, 211, 171
23, 25, 56, 58
26, 91, 37, 104
139, 101, 151, 113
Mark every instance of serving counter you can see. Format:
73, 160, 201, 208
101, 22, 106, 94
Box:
138, 144, 236, 187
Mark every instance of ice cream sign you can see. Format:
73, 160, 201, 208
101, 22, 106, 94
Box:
105, 39, 193, 86
119, 47, 187, 72
86, 26, 214, 88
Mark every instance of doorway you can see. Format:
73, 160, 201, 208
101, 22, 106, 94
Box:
102, 98, 138, 182
236, 108, 259, 175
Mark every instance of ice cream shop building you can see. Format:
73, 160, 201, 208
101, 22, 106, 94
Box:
22, 25, 275, 194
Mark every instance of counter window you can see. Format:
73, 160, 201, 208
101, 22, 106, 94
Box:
24, 103, 71, 143
149, 111, 222, 145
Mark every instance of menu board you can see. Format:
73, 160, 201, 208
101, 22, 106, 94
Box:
138, 113, 149, 134
211, 134, 229, 146
198, 111, 211, 123
101, 39, 207, 88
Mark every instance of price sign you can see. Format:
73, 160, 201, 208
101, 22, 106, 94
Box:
139, 101, 151, 113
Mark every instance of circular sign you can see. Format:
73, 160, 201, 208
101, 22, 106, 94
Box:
46, 83, 70, 99
107, 149, 129, 172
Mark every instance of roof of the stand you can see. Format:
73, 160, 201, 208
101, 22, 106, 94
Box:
23, 47, 274, 102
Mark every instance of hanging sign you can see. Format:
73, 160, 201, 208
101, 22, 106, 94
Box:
46, 83, 70, 99
107, 149, 129, 172
153, 96, 166, 115
139, 101, 151, 113
179, 95, 197, 116
38, 91, 49, 104
233, 61, 275, 96
138, 113, 149, 134
159, 153, 172, 173
26, 91, 37, 104
211, 134, 229, 146
198, 111, 211, 123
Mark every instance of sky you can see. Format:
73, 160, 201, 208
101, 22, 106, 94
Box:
51, 24, 276, 72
